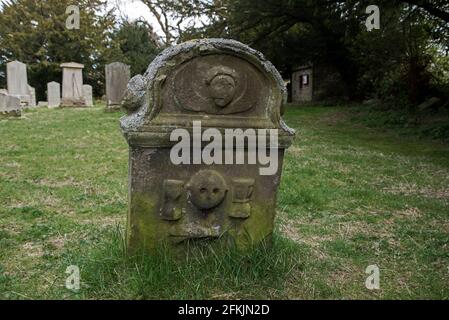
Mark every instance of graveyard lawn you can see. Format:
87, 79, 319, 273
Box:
0, 105, 448, 300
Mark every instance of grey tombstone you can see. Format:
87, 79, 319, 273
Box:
7, 60, 31, 106
38, 101, 48, 108
47, 82, 61, 108
83, 84, 93, 107
120, 39, 295, 254
61, 62, 85, 106
418, 97, 441, 111
105, 62, 130, 111
0, 93, 21, 118
28, 85, 36, 108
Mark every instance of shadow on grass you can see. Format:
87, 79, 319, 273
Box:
65, 226, 302, 300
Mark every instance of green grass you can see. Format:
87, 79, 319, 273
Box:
0, 104, 448, 299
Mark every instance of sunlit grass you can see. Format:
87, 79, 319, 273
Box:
0, 104, 448, 299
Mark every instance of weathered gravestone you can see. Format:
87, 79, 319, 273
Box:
120, 39, 295, 253
61, 62, 85, 106
83, 85, 93, 107
28, 85, 36, 108
7, 60, 31, 106
0, 92, 21, 118
106, 62, 130, 111
47, 82, 61, 108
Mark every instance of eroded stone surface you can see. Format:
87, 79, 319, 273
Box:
7, 61, 32, 107
121, 39, 295, 253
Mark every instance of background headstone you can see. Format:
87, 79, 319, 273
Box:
83, 85, 93, 107
47, 82, 61, 108
0, 93, 8, 111
105, 62, 130, 111
7, 60, 31, 106
28, 85, 36, 108
38, 101, 48, 108
61, 62, 85, 106
0, 92, 21, 117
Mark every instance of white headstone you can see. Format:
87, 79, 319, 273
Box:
28, 85, 36, 108
83, 85, 93, 107
0, 93, 21, 117
61, 62, 85, 106
47, 82, 61, 108
7, 60, 31, 105
0, 93, 8, 110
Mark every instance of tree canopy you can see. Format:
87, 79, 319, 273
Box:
0, 0, 160, 99
145, 0, 448, 106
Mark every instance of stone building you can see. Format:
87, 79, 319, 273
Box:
291, 63, 346, 103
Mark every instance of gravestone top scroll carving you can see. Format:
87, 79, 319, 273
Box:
121, 39, 293, 142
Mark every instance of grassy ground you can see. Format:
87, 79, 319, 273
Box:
0, 104, 448, 300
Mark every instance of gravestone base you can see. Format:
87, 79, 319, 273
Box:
61, 98, 87, 108
105, 104, 123, 112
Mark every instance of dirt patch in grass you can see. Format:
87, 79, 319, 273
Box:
22, 242, 44, 258
383, 182, 449, 200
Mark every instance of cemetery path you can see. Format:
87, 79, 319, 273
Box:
0, 105, 448, 299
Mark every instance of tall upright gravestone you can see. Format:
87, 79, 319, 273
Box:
47, 82, 61, 108
121, 39, 295, 253
61, 62, 85, 106
105, 62, 130, 111
7, 60, 31, 106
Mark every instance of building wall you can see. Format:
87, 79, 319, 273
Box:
62, 68, 83, 100
292, 68, 313, 103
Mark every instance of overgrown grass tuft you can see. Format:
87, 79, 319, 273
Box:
62, 226, 301, 300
